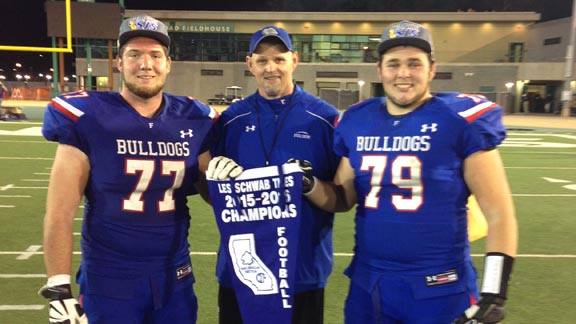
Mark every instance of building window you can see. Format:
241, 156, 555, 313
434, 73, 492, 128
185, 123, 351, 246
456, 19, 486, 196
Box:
508, 43, 524, 62
543, 37, 561, 46
201, 69, 223, 76
316, 82, 341, 88
164, 32, 381, 64
316, 71, 358, 78
479, 86, 496, 92
434, 72, 453, 80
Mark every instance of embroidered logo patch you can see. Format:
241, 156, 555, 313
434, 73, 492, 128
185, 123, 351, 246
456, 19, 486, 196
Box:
425, 269, 458, 286
180, 129, 194, 138
293, 131, 311, 139
176, 263, 193, 280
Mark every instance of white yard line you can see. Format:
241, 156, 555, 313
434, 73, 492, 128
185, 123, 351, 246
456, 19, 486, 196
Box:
0, 184, 14, 191
0, 305, 44, 311
506, 167, 576, 169
502, 151, 576, 154
0, 251, 574, 258
0, 186, 48, 189
513, 194, 576, 197
332, 253, 576, 258
0, 157, 53, 160
0, 274, 46, 278
16, 245, 43, 260
0, 140, 48, 143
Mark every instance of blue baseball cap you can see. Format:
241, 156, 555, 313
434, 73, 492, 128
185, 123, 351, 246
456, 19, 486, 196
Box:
377, 20, 433, 57
118, 15, 170, 49
249, 26, 294, 55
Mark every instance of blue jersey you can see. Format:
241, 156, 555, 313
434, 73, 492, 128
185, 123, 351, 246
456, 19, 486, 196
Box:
213, 85, 340, 292
334, 93, 505, 284
43, 90, 217, 276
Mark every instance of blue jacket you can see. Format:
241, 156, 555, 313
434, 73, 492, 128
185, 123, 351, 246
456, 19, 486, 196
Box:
213, 85, 340, 292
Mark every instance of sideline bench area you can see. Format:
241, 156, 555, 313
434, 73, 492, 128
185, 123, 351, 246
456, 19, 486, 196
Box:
1, 100, 49, 121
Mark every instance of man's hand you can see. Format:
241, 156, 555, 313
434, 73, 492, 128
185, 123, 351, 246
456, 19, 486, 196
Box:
453, 295, 505, 324
207, 156, 243, 180
286, 158, 315, 194
455, 252, 514, 323
38, 283, 88, 324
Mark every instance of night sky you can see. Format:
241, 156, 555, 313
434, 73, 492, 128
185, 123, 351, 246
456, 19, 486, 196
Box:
0, 0, 572, 79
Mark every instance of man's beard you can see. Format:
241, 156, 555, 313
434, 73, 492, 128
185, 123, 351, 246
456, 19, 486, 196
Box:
262, 83, 282, 98
123, 79, 164, 99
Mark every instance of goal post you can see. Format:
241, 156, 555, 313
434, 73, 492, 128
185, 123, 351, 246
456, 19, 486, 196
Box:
0, 0, 72, 53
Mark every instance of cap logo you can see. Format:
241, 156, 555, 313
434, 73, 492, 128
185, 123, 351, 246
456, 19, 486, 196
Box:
378, 20, 432, 56
129, 17, 160, 32
390, 23, 421, 39
249, 25, 293, 54
261, 27, 280, 36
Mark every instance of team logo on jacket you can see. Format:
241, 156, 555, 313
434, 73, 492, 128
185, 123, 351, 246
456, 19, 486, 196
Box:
293, 131, 311, 140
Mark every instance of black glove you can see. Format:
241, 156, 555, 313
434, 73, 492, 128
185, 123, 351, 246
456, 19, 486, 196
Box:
39, 283, 88, 324
454, 252, 514, 324
453, 295, 506, 324
286, 158, 315, 194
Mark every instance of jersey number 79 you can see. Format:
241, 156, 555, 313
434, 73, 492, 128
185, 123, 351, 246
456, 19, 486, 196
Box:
360, 155, 423, 211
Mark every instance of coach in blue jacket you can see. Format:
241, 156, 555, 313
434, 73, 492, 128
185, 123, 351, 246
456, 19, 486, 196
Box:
209, 25, 340, 324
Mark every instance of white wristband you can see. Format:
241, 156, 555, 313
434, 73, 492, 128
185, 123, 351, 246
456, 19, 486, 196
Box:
481, 255, 504, 294
47, 274, 71, 287
480, 252, 514, 298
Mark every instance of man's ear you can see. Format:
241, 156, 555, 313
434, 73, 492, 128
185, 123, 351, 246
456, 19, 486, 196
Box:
245, 55, 254, 73
292, 51, 300, 66
116, 55, 123, 72
428, 61, 436, 81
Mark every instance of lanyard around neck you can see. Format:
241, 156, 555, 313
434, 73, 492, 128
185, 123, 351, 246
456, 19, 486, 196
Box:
255, 89, 296, 166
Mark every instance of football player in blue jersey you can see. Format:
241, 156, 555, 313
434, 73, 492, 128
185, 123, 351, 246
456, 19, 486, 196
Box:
304, 21, 518, 324
206, 26, 340, 324
38, 15, 217, 324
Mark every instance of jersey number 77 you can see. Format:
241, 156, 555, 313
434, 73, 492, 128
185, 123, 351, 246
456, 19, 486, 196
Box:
123, 159, 186, 213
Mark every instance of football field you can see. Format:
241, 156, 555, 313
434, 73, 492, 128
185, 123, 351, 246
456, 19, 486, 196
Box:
0, 119, 575, 323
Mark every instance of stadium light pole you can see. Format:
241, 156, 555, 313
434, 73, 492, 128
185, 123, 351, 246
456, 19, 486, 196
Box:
51, 37, 60, 97
118, 0, 125, 91
561, 0, 576, 117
